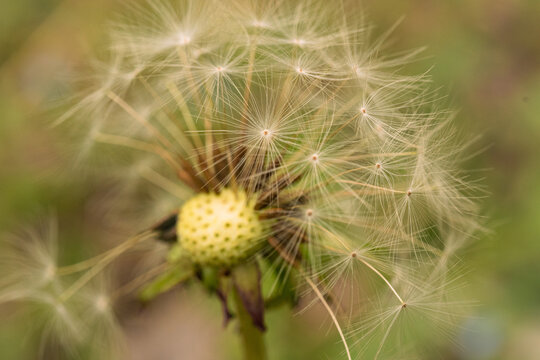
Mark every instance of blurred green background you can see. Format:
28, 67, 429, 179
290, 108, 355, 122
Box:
1, 1, 539, 359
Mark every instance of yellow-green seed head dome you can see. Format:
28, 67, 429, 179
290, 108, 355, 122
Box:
177, 189, 264, 266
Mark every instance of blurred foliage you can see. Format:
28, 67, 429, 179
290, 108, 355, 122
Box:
1, 0, 539, 359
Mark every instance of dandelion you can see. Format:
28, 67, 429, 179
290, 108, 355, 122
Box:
4, 0, 483, 358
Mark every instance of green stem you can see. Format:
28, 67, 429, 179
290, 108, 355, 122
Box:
233, 288, 268, 360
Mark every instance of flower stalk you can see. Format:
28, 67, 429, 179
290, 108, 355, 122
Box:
233, 286, 268, 360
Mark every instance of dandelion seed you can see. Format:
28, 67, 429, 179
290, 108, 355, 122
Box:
44, 263, 56, 282
353, 65, 368, 79
252, 20, 267, 28
292, 38, 306, 47
176, 32, 191, 45
94, 294, 110, 313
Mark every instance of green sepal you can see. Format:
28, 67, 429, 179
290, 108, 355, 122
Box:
259, 257, 298, 308
167, 243, 184, 263
139, 262, 194, 302
232, 261, 266, 331
201, 266, 220, 293
215, 273, 233, 327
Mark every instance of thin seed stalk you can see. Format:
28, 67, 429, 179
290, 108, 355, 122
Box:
233, 287, 268, 360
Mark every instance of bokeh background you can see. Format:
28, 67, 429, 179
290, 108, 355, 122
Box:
1, 1, 539, 359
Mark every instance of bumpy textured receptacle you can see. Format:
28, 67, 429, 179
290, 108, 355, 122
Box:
177, 189, 264, 266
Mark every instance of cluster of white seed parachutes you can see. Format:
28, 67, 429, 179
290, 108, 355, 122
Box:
0, 1, 481, 359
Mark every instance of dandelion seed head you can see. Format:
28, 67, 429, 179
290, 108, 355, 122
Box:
54, 0, 484, 357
